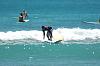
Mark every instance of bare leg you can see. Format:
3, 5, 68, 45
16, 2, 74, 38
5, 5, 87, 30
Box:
43, 31, 45, 39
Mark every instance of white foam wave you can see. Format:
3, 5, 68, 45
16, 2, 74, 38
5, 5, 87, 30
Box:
0, 28, 100, 42
0, 30, 43, 41
57, 28, 100, 41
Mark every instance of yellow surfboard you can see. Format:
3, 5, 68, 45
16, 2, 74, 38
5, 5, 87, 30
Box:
52, 32, 64, 41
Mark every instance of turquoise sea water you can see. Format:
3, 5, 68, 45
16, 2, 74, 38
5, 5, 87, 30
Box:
0, 0, 100, 66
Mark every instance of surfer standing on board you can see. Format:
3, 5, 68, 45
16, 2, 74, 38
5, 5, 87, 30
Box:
41, 26, 53, 41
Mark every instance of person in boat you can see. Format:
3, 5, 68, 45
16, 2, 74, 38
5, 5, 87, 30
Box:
41, 26, 53, 41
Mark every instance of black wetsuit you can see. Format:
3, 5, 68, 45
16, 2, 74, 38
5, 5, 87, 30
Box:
47, 27, 52, 40
42, 26, 52, 41
19, 13, 25, 22
19, 16, 24, 22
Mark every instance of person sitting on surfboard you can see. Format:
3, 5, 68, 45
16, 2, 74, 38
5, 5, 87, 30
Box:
41, 26, 53, 41
19, 13, 25, 22
18, 10, 29, 22
21, 10, 28, 19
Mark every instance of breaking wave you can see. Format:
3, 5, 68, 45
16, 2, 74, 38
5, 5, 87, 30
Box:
0, 28, 100, 44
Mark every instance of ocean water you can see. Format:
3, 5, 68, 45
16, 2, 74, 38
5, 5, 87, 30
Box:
0, 0, 100, 66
